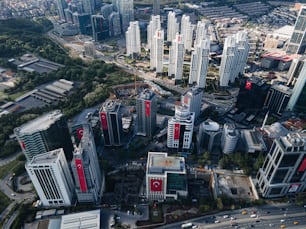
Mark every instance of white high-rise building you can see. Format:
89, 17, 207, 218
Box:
221, 123, 239, 154
71, 126, 104, 204
180, 14, 194, 52
25, 148, 75, 207
126, 21, 141, 57
189, 38, 210, 88
82, 0, 95, 14
181, 87, 203, 119
167, 12, 179, 42
167, 105, 195, 151
219, 31, 249, 87
112, 0, 134, 31
219, 35, 237, 87
194, 20, 209, 47
233, 31, 249, 82
147, 15, 161, 50
150, 29, 164, 73
168, 33, 184, 83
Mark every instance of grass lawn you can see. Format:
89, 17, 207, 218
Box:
0, 190, 12, 213
0, 159, 25, 179
8, 91, 30, 101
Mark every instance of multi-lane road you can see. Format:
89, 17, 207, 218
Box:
157, 204, 306, 229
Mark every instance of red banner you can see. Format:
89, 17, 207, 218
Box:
21, 141, 26, 149
150, 179, 162, 192
75, 159, 87, 192
76, 127, 84, 140
298, 158, 306, 172
183, 96, 189, 105
145, 100, 151, 117
174, 123, 180, 140
100, 112, 108, 130
245, 80, 252, 90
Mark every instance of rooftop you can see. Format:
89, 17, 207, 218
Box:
15, 110, 63, 135
60, 209, 100, 229
29, 148, 63, 165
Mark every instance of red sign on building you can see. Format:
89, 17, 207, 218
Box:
150, 179, 162, 192
183, 96, 189, 105
174, 123, 180, 140
21, 141, 26, 149
145, 100, 151, 117
100, 112, 108, 130
298, 158, 306, 172
245, 80, 252, 90
76, 127, 84, 140
75, 159, 87, 192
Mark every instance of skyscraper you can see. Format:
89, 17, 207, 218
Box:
194, 20, 209, 47
189, 38, 210, 88
25, 148, 75, 207
99, 100, 122, 146
221, 123, 239, 154
180, 14, 194, 52
109, 12, 121, 37
150, 29, 164, 73
286, 6, 306, 54
167, 12, 179, 42
56, 0, 68, 21
71, 126, 104, 204
167, 105, 195, 151
233, 31, 250, 81
136, 89, 157, 137
286, 56, 305, 87
91, 15, 109, 41
14, 110, 74, 162
147, 15, 161, 50
82, 0, 95, 14
153, 0, 160, 16
257, 132, 306, 198
168, 33, 184, 84
126, 21, 141, 57
112, 0, 134, 32
181, 87, 203, 119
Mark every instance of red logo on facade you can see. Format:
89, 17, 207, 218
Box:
75, 159, 87, 192
145, 100, 151, 117
100, 112, 108, 130
245, 80, 252, 90
298, 158, 306, 172
174, 123, 180, 140
150, 179, 162, 192
21, 141, 26, 150
76, 127, 84, 140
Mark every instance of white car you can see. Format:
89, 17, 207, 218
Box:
223, 215, 229, 219
214, 220, 220, 224
280, 219, 285, 223
250, 214, 257, 218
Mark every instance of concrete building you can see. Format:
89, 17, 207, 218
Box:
194, 20, 209, 47
167, 12, 179, 42
150, 29, 164, 73
241, 129, 265, 154
181, 87, 203, 119
286, 56, 305, 87
84, 41, 96, 58
167, 105, 195, 152
146, 152, 187, 200
221, 123, 239, 154
257, 132, 306, 198
91, 15, 109, 41
99, 100, 122, 146
60, 210, 100, 229
153, 0, 160, 15
147, 15, 161, 50
264, 84, 292, 117
71, 126, 104, 204
233, 31, 250, 81
168, 33, 184, 84
112, 0, 134, 32
25, 148, 75, 207
180, 14, 194, 52
136, 89, 157, 137
197, 119, 221, 153
286, 6, 306, 54
56, 0, 68, 21
189, 38, 210, 88
126, 21, 141, 57
109, 12, 121, 37
82, 0, 95, 14
14, 110, 73, 162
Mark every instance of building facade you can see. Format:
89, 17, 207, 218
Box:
112, 0, 134, 32
25, 148, 75, 207
167, 12, 179, 42
168, 33, 184, 84
14, 110, 73, 162
91, 14, 109, 41
150, 29, 164, 73
221, 123, 239, 154
189, 38, 210, 88
147, 15, 161, 50
99, 100, 122, 146
181, 87, 203, 119
126, 21, 141, 57
197, 119, 221, 153
71, 126, 104, 204
136, 89, 157, 137
257, 132, 306, 198
146, 152, 187, 200
167, 105, 195, 152
194, 20, 209, 47
180, 14, 194, 52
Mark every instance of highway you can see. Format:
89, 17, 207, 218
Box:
157, 203, 306, 229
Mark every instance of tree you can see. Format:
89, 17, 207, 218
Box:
254, 152, 265, 171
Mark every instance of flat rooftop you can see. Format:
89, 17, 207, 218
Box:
60, 209, 100, 229
147, 152, 186, 174
30, 148, 63, 165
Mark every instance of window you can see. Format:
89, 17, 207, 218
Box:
271, 169, 288, 184
269, 187, 282, 195
279, 154, 299, 167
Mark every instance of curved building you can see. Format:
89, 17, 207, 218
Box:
221, 123, 239, 154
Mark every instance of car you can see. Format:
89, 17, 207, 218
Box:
293, 221, 299, 225
280, 224, 286, 228
11, 193, 16, 197
280, 219, 285, 223
250, 225, 255, 228
241, 210, 247, 215
214, 220, 220, 224
266, 211, 270, 214
256, 220, 260, 223
223, 215, 229, 219
250, 214, 257, 218
269, 223, 274, 227
231, 216, 236, 220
